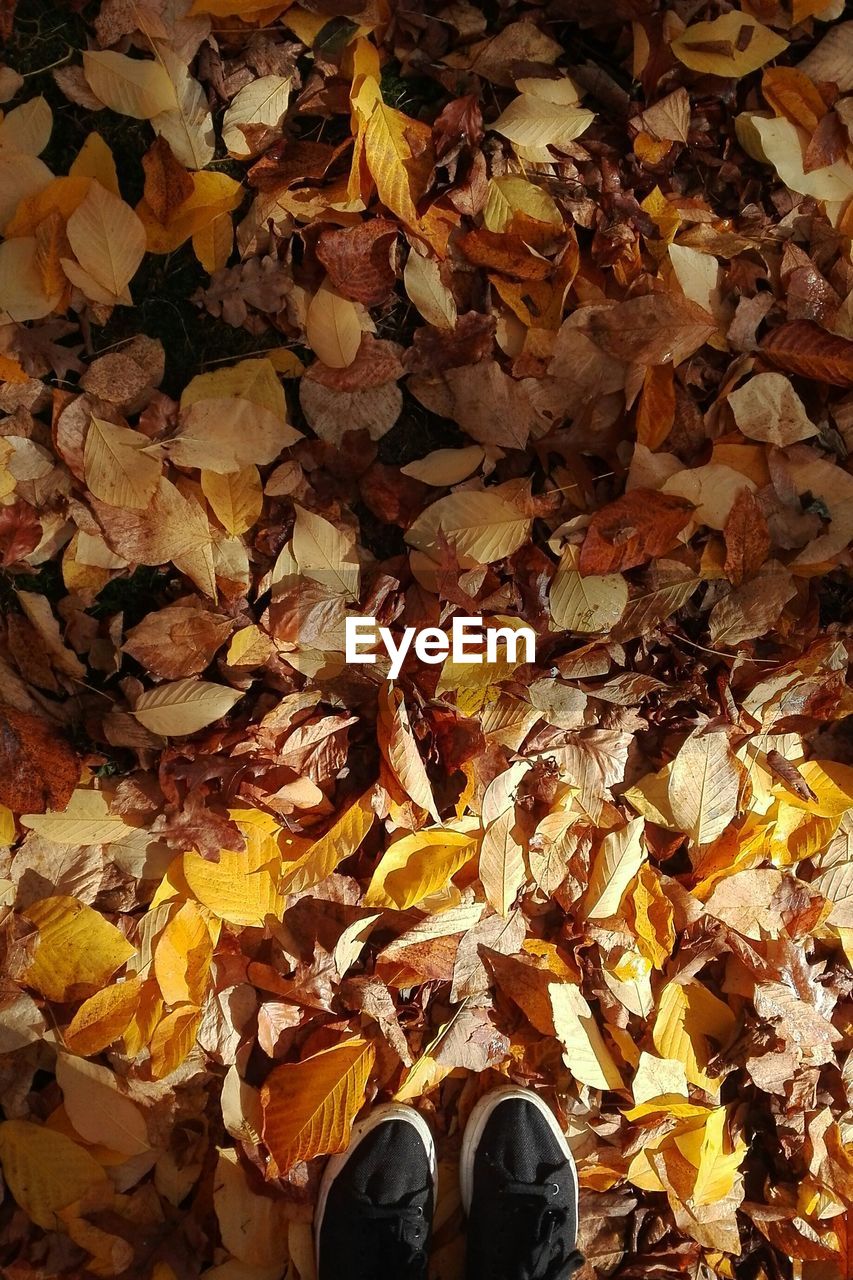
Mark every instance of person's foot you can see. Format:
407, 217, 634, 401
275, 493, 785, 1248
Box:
315, 1102, 436, 1280
461, 1086, 583, 1280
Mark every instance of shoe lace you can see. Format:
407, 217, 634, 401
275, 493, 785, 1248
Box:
497, 1165, 585, 1280
355, 1192, 428, 1277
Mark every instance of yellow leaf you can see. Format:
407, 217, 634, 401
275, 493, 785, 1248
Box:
64, 977, 143, 1056
83, 50, 177, 119
84, 417, 161, 509
21, 788, 134, 846
549, 982, 625, 1091
630, 864, 675, 970
479, 808, 525, 918
225, 624, 273, 668
222, 75, 291, 159
261, 1037, 375, 1176
0, 155, 53, 243
406, 487, 532, 568
66, 181, 146, 299
280, 794, 374, 895
267, 347, 305, 377
192, 209, 233, 272
671, 13, 787, 78
151, 43, 215, 170
132, 678, 243, 737
361, 89, 434, 229
770, 802, 837, 866
184, 841, 285, 926
154, 900, 214, 1006
550, 545, 628, 634
582, 816, 646, 919
214, 1147, 289, 1267
23, 895, 135, 1002
0, 237, 63, 323
69, 132, 119, 195
784, 759, 853, 817
174, 358, 300, 473
365, 828, 477, 909
491, 94, 594, 149
668, 730, 741, 845
56, 1054, 150, 1156
202, 465, 263, 536
292, 502, 360, 599
0, 803, 14, 844
149, 1004, 202, 1078
122, 976, 163, 1057
640, 186, 680, 244
681, 1106, 746, 1207
378, 684, 439, 822
395, 1053, 453, 1102
0, 1120, 108, 1231
138, 171, 243, 252
483, 176, 563, 232
652, 980, 736, 1093
4, 173, 90, 238
0, 96, 52, 155
403, 250, 457, 330
305, 280, 363, 368
401, 445, 483, 487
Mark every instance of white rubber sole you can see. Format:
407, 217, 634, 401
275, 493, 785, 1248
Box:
459, 1086, 578, 1224
315, 1103, 437, 1269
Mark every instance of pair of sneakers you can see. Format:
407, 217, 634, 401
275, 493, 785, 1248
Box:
316, 1085, 584, 1280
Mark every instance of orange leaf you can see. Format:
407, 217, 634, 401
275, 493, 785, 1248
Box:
578, 490, 694, 574
635, 364, 675, 449
64, 978, 143, 1056
154, 901, 214, 1006
149, 1005, 202, 1079
261, 1037, 375, 1176
761, 66, 826, 133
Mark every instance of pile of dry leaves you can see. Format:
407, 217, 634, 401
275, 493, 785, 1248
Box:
1, 0, 853, 1276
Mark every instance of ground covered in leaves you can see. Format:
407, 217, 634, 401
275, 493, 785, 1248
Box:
1, 0, 853, 1277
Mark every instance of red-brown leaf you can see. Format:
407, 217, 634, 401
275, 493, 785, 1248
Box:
0, 501, 42, 567
316, 217, 398, 305
760, 320, 853, 386
578, 489, 695, 574
0, 707, 81, 814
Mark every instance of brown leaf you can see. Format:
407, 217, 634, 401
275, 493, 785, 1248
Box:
123, 602, 234, 679
760, 320, 853, 386
723, 487, 771, 585
583, 293, 716, 366
803, 111, 848, 172
0, 707, 80, 814
578, 489, 694, 574
404, 310, 495, 374
315, 218, 398, 306
141, 136, 194, 225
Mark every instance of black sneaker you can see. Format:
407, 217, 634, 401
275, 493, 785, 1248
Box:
461, 1086, 584, 1280
315, 1103, 436, 1280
